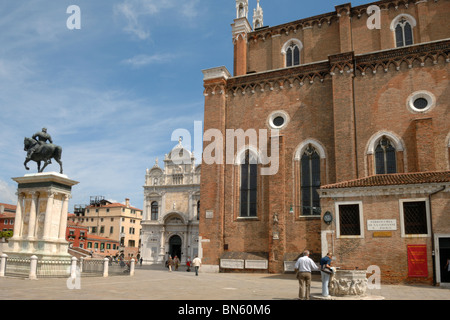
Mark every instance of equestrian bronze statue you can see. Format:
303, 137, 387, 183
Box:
24, 128, 63, 174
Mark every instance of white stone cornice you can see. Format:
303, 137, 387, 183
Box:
202, 66, 231, 81
319, 183, 450, 198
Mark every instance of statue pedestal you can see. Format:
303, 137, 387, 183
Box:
5, 172, 79, 261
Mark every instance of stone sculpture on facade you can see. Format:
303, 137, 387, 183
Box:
23, 128, 63, 174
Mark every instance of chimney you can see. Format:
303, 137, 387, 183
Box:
125, 198, 130, 208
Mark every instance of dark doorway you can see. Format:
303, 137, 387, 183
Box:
169, 235, 182, 260
439, 237, 450, 283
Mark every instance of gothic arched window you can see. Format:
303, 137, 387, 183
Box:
375, 137, 397, 174
301, 145, 321, 215
286, 43, 300, 67
240, 150, 258, 217
282, 39, 303, 68
151, 201, 158, 221
392, 15, 415, 48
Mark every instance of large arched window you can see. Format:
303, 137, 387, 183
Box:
391, 14, 416, 48
151, 201, 158, 221
301, 145, 321, 215
282, 39, 303, 67
375, 137, 397, 174
240, 150, 258, 217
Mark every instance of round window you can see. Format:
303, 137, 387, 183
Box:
273, 116, 285, 127
268, 111, 289, 129
413, 98, 428, 110
407, 91, 435, 113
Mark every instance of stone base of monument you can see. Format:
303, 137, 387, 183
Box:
3, 172, 78, 277
312, 269, 385, 300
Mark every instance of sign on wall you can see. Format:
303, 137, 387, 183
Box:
367, 219, 397, 231
407, 245, 428, 278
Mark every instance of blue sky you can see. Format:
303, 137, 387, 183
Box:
0, 0, 371, 210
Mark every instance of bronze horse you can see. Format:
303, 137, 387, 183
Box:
24, 137, 63, 174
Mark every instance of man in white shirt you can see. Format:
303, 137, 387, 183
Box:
294, 250, 319, 300
192, 256, 202, 276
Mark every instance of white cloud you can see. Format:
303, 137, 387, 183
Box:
122, 53, 176, 68
113, 0, 200, 40
0, 180, 17, 205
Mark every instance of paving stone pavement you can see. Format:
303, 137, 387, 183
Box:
0, 265, 448, 301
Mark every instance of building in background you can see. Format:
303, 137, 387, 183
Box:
199, 0, 449, 284
72, 197, 143, 259
0, 203, 16, 236
140, 139, 201, 265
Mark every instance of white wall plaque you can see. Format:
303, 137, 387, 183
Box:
245, 260, 268, 269
367, 219, 397, 231
220, 259, 244, 269
284, 261, 296, 272
206, 210, 214, 219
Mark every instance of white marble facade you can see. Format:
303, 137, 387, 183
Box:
141, 140, 200, 265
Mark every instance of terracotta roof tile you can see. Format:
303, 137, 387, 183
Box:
321, 171, 450, 190
0, 203, 17, 212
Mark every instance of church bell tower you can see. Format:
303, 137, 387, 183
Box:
232, 0, 251, 76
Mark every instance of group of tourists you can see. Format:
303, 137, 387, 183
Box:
166, 255, 202, 276
294, 250, 335, 300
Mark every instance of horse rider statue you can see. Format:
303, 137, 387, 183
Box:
27, 128, 53, 165
24, 128, 63, 174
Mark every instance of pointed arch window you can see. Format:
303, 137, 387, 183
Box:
240, 150, 258, 217
391, 15, 416, 48
286, 43, 300, 67
282, 39, 303, 68
301, 145, 321, 215
151, 201, 158, 221
375, 137, 397, 174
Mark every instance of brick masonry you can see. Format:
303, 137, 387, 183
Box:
200, 0, 450, 281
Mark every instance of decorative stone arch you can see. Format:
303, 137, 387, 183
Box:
390, 14, 417, 47
390, 13, 417, 31
163, 211, 187, 225
292, 139, 328, 217
294, 139, 327, 160
148, 166, 163, 186
366, 131, 406, 175
234, 145, 264, 165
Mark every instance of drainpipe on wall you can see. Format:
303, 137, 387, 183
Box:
429, 185, 446, 286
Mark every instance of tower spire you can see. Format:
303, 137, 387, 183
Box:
253, 0, 264, 30
236, 0, 249, 19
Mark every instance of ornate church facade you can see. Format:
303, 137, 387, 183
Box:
140, 140, 201, 265
199, 0, 450, 284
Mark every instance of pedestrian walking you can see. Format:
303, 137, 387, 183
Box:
294, 250, 319, 300
174, 256, 180, 271
320, 252, 334, 297
192, 256, 202, 276
167, 256, 174, 272
186, 256, 192, 272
